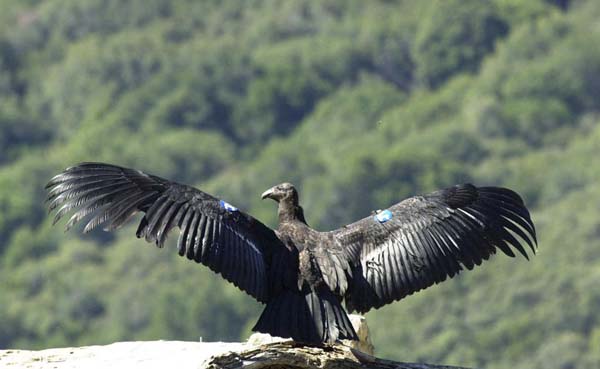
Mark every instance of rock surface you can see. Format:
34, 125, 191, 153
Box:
0, 316, 474, 369
0, 340, 245, 369
346, 314, 375, 355
0, 340, 474, 369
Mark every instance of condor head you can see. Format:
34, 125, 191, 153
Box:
261, 182, 298, 204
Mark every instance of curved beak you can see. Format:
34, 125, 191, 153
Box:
261, 187, 275, 200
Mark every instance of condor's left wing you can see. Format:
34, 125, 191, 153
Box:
329, 184, 537, 313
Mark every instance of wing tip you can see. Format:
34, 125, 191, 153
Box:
476, 185, 538, 259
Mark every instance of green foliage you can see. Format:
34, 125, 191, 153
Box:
1, 0, 600, 368
414, 0, 508, 88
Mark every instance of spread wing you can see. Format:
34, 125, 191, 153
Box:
331, 184, 537, 313
46, 162, 283, 303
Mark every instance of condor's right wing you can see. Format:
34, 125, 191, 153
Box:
46, 162, 285, 303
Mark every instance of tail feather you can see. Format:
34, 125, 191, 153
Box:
253, 286, 358, 344
316, 286, 357, 342
307, 290, 324, 340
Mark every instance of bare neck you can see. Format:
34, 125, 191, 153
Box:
278, 198, 307, 225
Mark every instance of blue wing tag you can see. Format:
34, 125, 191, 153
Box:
219, 200, 238, 212
374, 209, 393, 223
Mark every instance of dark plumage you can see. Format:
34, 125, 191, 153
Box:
46, 162, 537, 344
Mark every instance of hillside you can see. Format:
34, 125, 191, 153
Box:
1, 1, 599, 368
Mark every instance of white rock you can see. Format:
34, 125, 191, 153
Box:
0, 315, 374, 368
0, 340, 247, 369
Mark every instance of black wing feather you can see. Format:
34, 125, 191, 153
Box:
332, 183, 537, 313
185, 211, 200, 260
46, 162, 284, 303
176, 207, 193, 256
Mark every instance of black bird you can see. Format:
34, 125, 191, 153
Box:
46, 162, 537, 344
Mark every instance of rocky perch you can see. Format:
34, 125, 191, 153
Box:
0, 316, 475, 369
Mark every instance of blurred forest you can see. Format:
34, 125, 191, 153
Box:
0, 0, 599, 368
